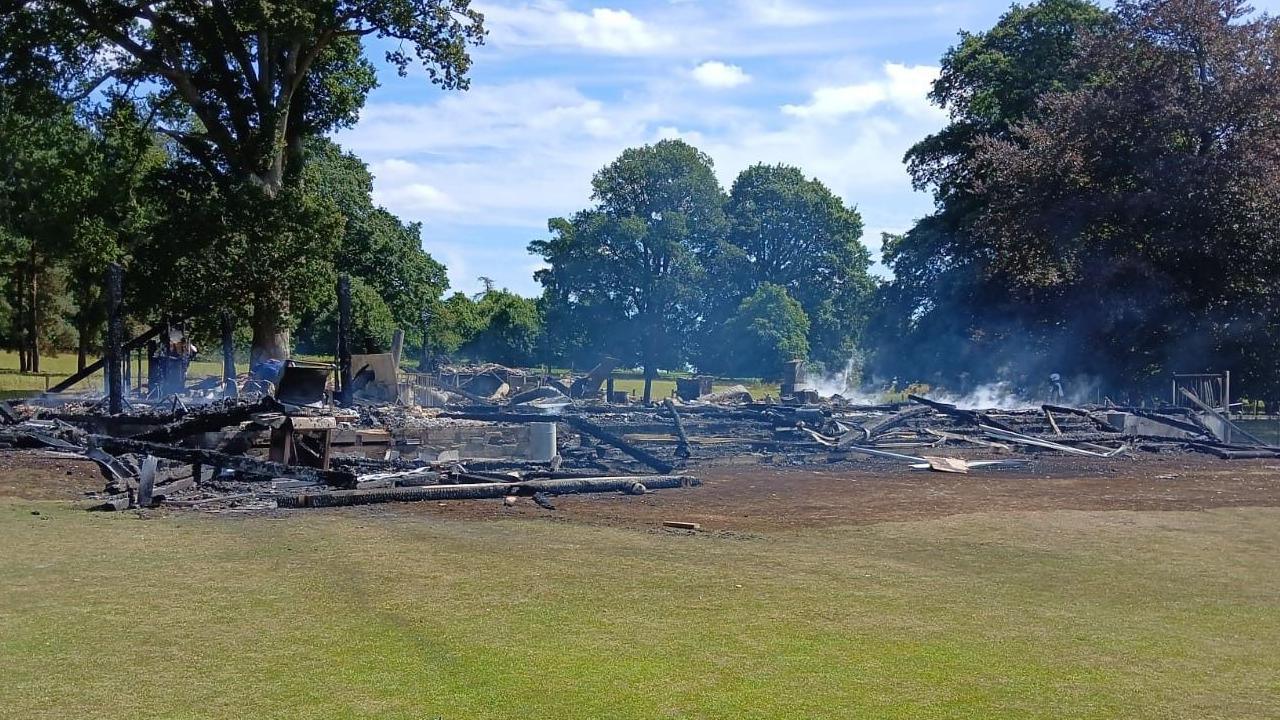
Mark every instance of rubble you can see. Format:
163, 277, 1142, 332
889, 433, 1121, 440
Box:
7, 352, 1279, 515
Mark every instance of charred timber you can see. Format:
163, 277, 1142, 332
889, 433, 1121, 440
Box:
89, 435, 357, 488
662, 398, 692, 459
561, 415, 675, 473
908, 394, 1017, 432
134, 398, 279, 443
279, 474, 699, 509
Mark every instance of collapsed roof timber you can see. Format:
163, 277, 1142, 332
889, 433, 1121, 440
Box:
1, 346, 1275, 514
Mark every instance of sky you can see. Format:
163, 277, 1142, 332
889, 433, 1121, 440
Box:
332, 0, 1057, 297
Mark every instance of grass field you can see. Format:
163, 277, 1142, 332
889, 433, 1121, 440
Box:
2, 500, 1278, 719
0, 351, 226, 394
0, 350, 782, 400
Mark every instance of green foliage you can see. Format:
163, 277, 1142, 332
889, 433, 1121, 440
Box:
458, 289, 543, 367
720, 284, 810, 380
2, 0, 484, 360
3, 1, 485, 193
708, 163, 871, 370
870, 0, 1116, 386
904, 0, 1112, 203
135, 171, 344, 336
296, 138, 448, 356
532, 140, 725, 395
426, 292, 479, 356
302, 275, 396, 355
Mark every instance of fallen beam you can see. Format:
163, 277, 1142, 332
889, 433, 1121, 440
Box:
47, 323, 165, 394
90, 435, 357, 488
979, 425, 1124, 458
1179, 388, 1270, 447
279, 474, 699, 508
662, 398, 692, 459
134, 399, 277, 443
908, 394, 1017, 432
857, 405, 933, 441
562, 415, 675, 474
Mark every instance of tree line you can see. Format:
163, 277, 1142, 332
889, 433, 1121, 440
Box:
4, 0, 1280, 400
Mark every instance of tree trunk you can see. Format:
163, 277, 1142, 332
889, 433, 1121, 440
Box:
642, 362, 655, 404
250, 298, 290, 366
15, 265, 28, 372
77, 316, 89, 372
27, 251, 39, 374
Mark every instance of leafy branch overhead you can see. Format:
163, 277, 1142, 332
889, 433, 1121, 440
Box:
5, 0, 484, 193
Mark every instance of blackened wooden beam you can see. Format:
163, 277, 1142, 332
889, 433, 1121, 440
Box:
105, 264, 124, 414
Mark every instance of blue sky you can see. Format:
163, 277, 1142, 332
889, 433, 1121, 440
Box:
331, 1, 1068, 296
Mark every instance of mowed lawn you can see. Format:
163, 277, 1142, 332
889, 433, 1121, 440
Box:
2, 501, 1278, 719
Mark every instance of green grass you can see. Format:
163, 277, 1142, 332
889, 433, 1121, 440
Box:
2, 502, 1278, 719
0, 350, 784, 400
610, 377, 779, 401
0, 351, 225, 394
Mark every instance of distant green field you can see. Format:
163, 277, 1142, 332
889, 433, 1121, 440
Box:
0, 351, 227, 394
2, 501, 1278, 719
0, 350, 784, 401
610, 377, 779, 401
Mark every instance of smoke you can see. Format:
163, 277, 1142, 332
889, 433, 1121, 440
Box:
932, 382, 1038, 410
930, 375, 1104, 409
798, 357, 885, 404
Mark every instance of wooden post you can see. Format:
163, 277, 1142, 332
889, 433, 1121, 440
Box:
28, 247, 39, 373
390, 328, 404, 368
419, 308, 432, 372
105, 263, 124, 415
221, 311, 236, 393
336, 274, 352, 406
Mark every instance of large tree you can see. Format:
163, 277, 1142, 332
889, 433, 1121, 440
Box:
868, 0, 1114, 385
295, 138, 448, 357
0, 89, 99, 371
719, 284, 810, 381
967, 0, 1280, 394
2, 1, 484, 361
531, 140, 726, 402
704, 163, 872, 373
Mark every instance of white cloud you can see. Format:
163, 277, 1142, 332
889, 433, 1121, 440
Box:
691, 61, 751, 88
740, 0, 828, 27
782, 62, 942, 119
478, 2, 674, 54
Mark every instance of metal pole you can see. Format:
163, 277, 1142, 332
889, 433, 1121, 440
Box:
336, 274, 352, 406
1224, 370, 1232, 444
105, 263, 123, 415
221, 311, 236, 393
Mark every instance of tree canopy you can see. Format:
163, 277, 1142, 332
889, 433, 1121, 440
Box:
1, 0, 484, 362
532, 139, 724, 401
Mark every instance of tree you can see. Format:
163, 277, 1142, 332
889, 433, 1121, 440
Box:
706, 163, 872, 371
965, 0, 1280, 393
0, 89, 99, 371
531, 140, 727, 402
868, 0, 1114, 385
301, 275, 396, 354
459, 288, 542, 367
295, 138, 448, 357
3, 1, 485, 361
720, 284, 810, 380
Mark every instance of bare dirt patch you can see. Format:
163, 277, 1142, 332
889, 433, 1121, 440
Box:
382, 453, 1280, 531
0, 451, 103, 501
2, 449, 1277, 532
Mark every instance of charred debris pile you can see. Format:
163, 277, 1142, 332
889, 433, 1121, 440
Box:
0, 357, 1274, 513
